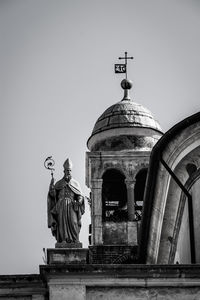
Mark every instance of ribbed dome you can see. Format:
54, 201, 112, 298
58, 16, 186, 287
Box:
92, 100, 162, 136
87, 79, 163, 151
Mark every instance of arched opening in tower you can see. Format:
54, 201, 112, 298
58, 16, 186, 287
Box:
134, 168, 148, 221
102, 169, 127, 222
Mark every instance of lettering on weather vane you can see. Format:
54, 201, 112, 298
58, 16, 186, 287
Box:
115, 51, 134, 79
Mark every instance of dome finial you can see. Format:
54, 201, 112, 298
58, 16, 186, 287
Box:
121, 79, 133, 100
115, 52, 134, 101
118, 51, 134, 80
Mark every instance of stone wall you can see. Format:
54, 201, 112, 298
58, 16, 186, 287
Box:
89, 245, 137, 264
0, 275, 46, 299
2, 265, 200, 299
87, 287, 200, 300
40, 264, 200, 300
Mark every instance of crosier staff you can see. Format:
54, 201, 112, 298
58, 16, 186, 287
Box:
44, 155, 55, 193
44, 156, 57, 237
44, 156, 55, 179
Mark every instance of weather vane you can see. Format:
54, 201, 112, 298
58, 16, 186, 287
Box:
115, 51, 134, 79
44, 156, 55, 179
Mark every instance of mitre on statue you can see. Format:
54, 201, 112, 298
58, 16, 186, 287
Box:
63, 158, 73, 170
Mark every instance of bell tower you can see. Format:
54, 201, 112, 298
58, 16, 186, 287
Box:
86, 72, 163, 263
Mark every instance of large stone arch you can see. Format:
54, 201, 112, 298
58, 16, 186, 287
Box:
139, 112, 200, 264
157, 143, 200, 264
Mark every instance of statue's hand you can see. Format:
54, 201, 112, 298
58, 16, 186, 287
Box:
51, 221, 57, 229
77, 195, 83, 203
51, 221, 57, 237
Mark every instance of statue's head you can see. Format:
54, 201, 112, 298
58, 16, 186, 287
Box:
63, 158, 73, 182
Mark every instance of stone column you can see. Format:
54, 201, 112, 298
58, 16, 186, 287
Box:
125, 179, 136, 221
91, 179, 103, 245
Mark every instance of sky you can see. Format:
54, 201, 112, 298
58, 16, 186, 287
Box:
0, 0, 200, 274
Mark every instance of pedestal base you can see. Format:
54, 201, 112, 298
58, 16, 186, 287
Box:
47, 248, 88, 265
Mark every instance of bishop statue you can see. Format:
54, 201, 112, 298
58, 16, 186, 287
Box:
47, 158, 85, 247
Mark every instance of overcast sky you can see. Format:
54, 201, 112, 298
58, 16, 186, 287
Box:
0, 0, 200, 274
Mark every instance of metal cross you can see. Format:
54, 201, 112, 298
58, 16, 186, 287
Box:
118, 51, 134, 79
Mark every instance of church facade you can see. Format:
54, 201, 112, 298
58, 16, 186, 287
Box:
1, 79, 200, 299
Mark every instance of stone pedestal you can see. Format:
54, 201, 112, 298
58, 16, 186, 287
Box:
47, 248, 88, 265
45, 247, 88, 299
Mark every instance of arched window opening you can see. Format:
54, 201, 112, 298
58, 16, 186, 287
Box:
134, 168, 148, 221
102, 169, 127, 222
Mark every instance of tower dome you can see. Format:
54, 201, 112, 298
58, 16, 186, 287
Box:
87, 79, 163, 151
